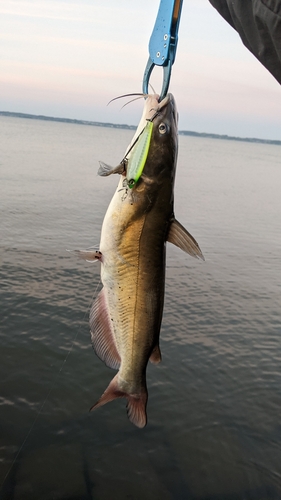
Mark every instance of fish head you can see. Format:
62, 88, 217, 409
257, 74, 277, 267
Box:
125, 93, 178, 158
142, 93, 178, 181
122, 93, 178, 200
150, 93, 178, 139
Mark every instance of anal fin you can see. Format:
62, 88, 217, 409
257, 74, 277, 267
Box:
167, 219, 204, 260
90, 289, 121, 370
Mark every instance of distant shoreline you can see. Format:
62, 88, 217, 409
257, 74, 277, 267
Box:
1, 110, 280, 146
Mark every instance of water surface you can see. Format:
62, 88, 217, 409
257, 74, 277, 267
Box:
1, 116, 281, 499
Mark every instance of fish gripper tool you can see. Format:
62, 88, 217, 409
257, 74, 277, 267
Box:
142, 0, 183, 101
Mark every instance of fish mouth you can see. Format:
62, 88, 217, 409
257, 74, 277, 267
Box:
157, 93, 171, 109
125, 93, 177, 158
146, 93, 178, 127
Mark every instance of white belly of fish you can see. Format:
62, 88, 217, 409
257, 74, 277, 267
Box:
99, 179, 164, 384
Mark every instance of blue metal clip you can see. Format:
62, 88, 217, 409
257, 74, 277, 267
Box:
143, 0, 183, 101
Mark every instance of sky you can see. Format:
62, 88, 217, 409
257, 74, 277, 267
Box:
1, 0, 280, 140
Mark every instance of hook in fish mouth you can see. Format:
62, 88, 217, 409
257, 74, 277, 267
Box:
147, 109, 160, 122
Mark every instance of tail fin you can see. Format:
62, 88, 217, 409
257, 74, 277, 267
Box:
90, 374, 148, 428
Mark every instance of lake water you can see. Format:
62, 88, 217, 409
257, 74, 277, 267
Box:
0, 115, 281, 499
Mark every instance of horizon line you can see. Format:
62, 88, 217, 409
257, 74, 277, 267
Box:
0, 111, 280, 146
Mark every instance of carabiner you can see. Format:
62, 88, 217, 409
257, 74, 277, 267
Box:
142, 0, 183, 101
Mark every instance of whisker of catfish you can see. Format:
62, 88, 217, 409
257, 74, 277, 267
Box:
149, 82, 157, 94
107, 93, 147, 106
121, 95, 148, 109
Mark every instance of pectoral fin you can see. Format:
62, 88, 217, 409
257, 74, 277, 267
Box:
167, 219, 204, 260
98, 161, 125, 177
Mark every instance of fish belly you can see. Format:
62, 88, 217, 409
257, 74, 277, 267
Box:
100, 182, 166, 393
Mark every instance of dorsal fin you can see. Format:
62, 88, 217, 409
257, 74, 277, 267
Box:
167, 219, 204, 260
90, 289, 121, 370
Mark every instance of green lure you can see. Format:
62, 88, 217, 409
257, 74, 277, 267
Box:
126, 121, 153, 189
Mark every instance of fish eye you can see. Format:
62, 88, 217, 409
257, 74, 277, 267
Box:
158, 123, 167, 134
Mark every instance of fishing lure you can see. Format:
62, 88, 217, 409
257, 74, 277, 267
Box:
126, 120, 153, 188
98, 119, 154, 190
